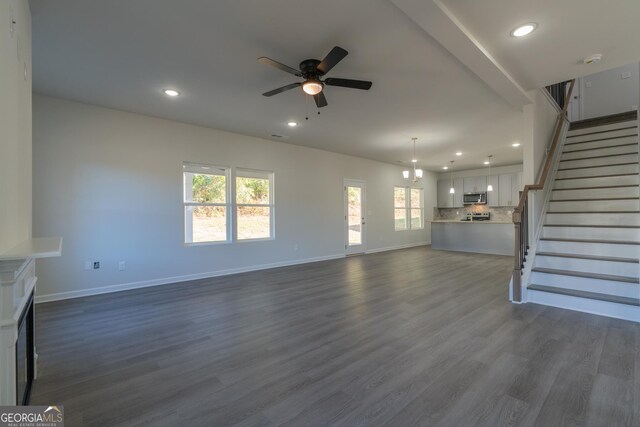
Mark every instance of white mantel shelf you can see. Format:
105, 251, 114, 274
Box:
0, 237, 63, 261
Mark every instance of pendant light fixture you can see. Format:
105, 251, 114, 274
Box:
449, 160, 455, 194
403, 137, 423, 182
486, 155, 494, 192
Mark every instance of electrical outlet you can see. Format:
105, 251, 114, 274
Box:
585, 81, 592, 88
621, 71, 632, 79
93, 261, 100, 270
118, 261, 126, 271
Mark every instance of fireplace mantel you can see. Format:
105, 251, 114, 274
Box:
0, 237, 61, 405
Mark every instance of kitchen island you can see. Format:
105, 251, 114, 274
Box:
430, 220, 514, 256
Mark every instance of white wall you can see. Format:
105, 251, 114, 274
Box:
522, 89, 560, 242
33, 95, 436, 301
581, 63, 640, 120
0, 1, 32, 254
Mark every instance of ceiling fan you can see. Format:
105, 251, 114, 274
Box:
258, 46, 372, 108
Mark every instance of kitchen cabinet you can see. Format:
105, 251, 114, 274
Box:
453, 178, 464, 207
498, 173, 521, 206
463, 176, 487, 193
437, 179, 453, 208
437, 178, 464, 207
486, 175, 500, 206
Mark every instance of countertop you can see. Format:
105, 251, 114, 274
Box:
429, 220, 512, 224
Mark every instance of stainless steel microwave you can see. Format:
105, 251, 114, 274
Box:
463, 192, 487, 205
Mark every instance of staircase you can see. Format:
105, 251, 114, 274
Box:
527, 111, 640, 321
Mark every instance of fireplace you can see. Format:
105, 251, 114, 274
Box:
16, 292, 35, 405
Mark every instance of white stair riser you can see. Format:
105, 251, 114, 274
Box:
564, 135, 639, 152
554, 175, 639, 189
527, 290, 640, 322
556, 164, 639, 179
562, 144, 639, 160
545, 212, 640, 226
537, 240, 640, 258
559, 153, 638, 169
530, 272, 639, 298
565, 128, 638, 144
566, 120, 639, 137
535, 256, 639, 277
542, 226, 640, 241
551, 187, 638, 200
548, 199, 639, 212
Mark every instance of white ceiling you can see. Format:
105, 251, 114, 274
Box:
29, 0, 640, 171
441, 0, 640, 90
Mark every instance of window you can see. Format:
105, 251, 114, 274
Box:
183, 163, 274, 244
236, 169, 274, 240
184, 163, 230, 244
394, 186, 424, 230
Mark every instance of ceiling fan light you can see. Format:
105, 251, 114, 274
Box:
403, 170, 410, 179
302, 80, 324, 95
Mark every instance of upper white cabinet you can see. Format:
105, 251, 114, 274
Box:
437, 179, 453, 208
463, 176, 487, 193
486, 175, 500, 206
437, 178, 464, 208
437, 172, 522, 208
498, 173, 521, 206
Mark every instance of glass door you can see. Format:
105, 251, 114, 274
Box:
344, 179, 366, 255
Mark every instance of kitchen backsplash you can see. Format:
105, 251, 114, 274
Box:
433, 206, 514, 222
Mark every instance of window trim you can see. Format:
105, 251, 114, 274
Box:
394, 185, 424, 231
183, 162, 231, 246
234, 167, 275, 242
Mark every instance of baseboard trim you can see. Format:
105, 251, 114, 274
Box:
35, 243, 431, 303
365, 241, 430, 254
35, 253, 345, 303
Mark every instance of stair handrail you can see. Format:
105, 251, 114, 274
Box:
512, 79, 575, 302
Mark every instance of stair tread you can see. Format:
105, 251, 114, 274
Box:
543, 224, 640, 229
553, 185, 639, 191
564, 134, 638, 146
528, 284, 640, 307
569, 111, 638, 130
557, 162, 639, 171
559, 152, 639, 162
555, 173, 639, 181
540, 237, 640, 245
549, 197, 639, 202
531, 267, 639, 283
563, 142, 639, 154
547, 211, 640, 214
535, 252, 640, 263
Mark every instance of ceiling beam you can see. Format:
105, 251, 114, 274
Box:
390, 0, 532, 110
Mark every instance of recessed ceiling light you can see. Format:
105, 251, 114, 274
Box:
510, 23, 537, 37
411, 158, 418, 163
455, 152, 462, 156
163, 89, 180, 97
483, 161, 490, 165
442, 166, 449, 170
287, 121, 297, 127
512, 142, 521, 147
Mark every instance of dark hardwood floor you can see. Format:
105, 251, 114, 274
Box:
31, 247, 639, 426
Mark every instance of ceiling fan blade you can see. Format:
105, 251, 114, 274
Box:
258, 57, 302, 77
317, 46, 348, 75
324, 78, 372, 90
313, 92, 328, 108
262, 82, 301, 97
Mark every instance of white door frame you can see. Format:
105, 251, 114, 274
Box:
344, 179, 366, 255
